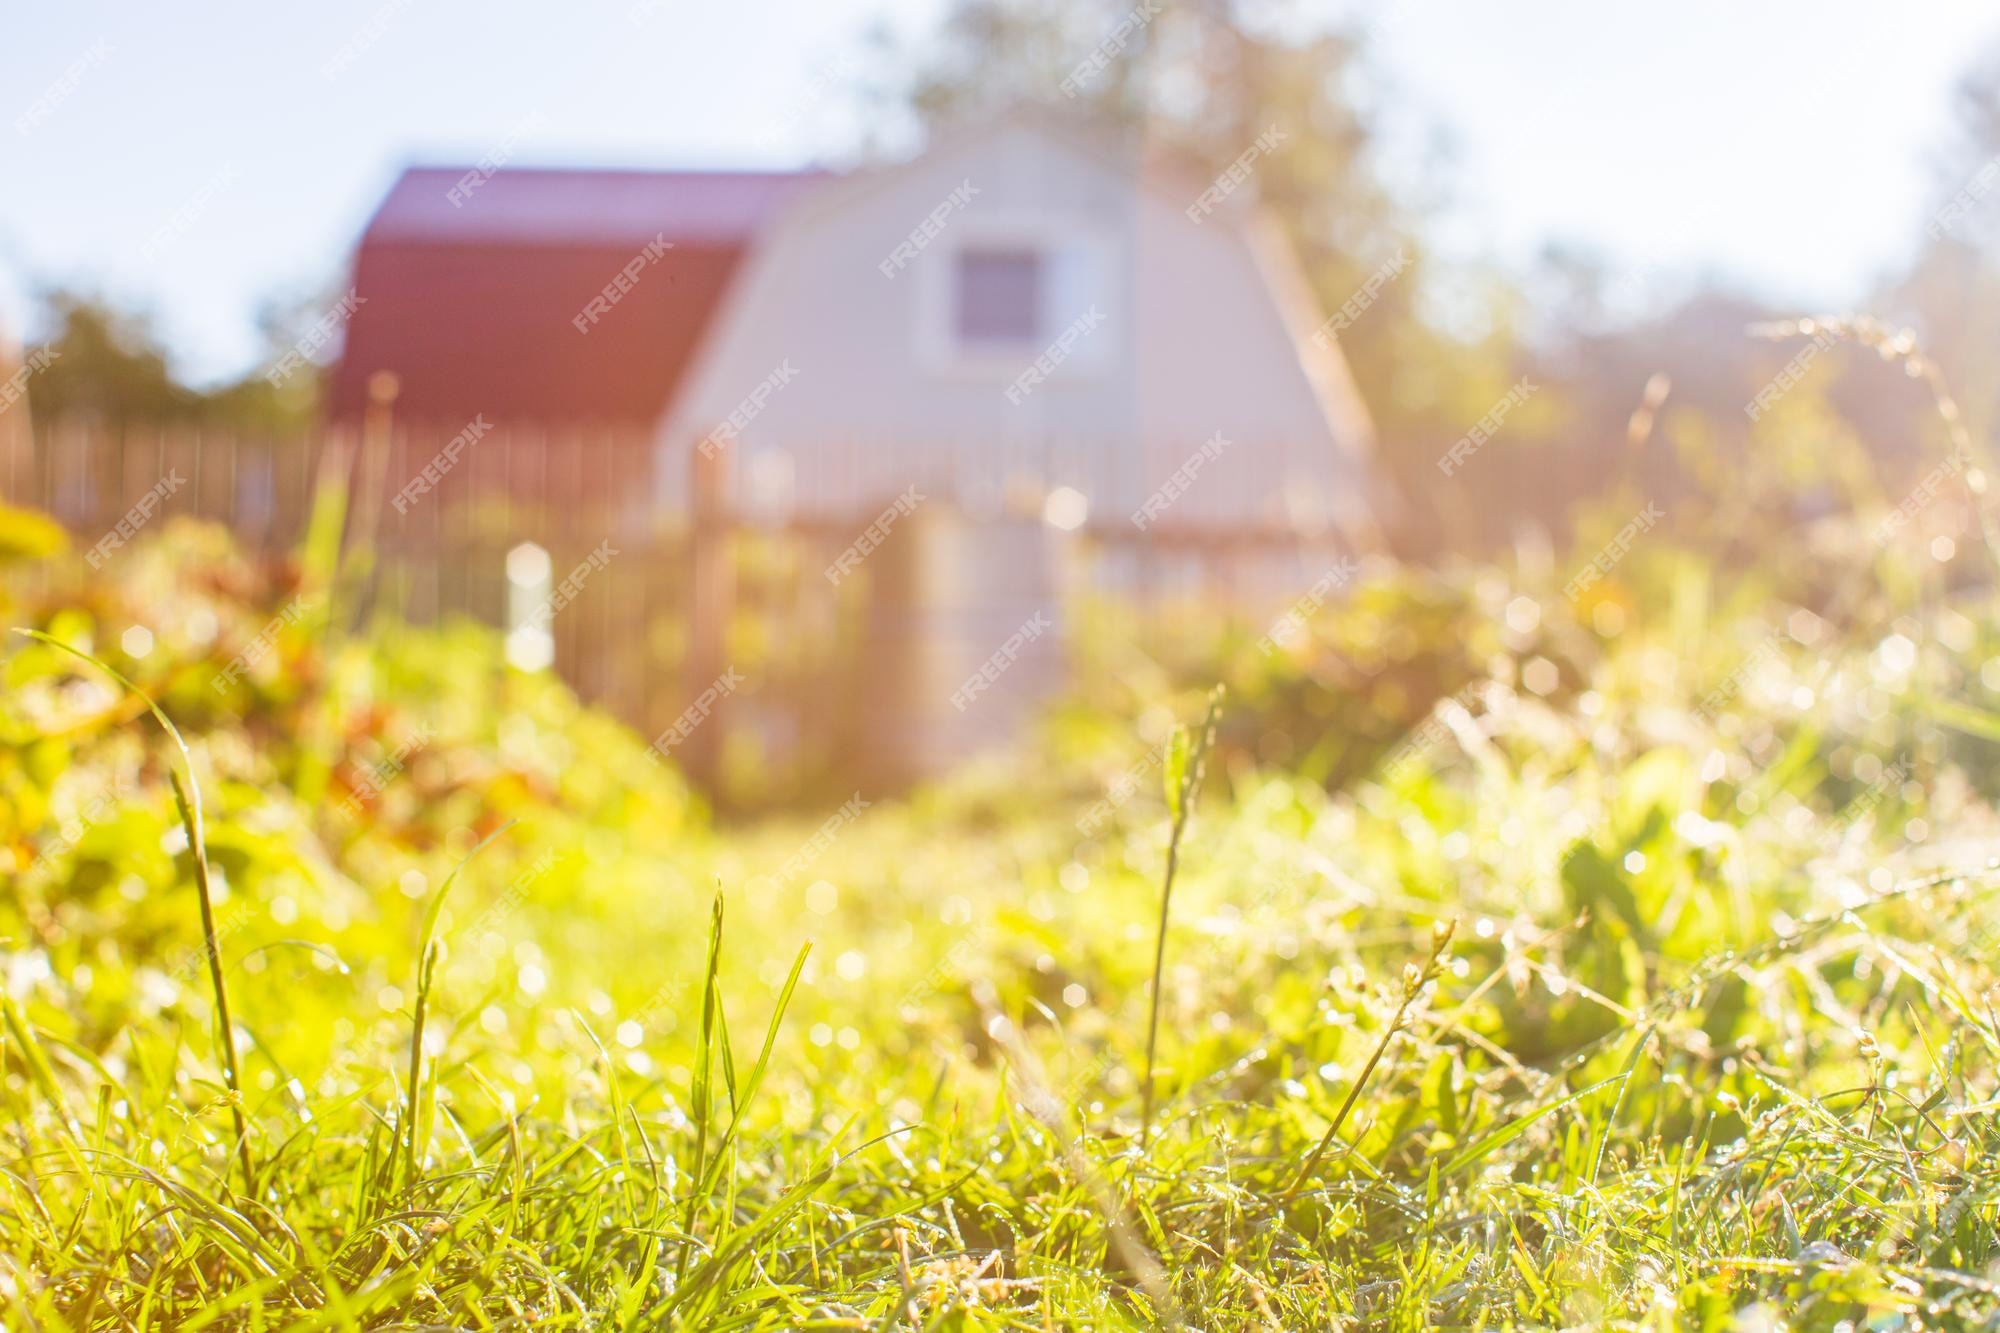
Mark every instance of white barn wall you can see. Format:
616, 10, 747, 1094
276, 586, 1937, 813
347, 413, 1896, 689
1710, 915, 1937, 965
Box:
655, 115, 1378, 544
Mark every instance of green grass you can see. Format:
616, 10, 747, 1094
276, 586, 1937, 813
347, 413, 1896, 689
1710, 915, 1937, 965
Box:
6, 450, 2000, 1327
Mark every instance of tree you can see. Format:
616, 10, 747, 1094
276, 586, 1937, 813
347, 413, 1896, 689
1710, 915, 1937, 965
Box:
24, 292, 200, 425
24, 287, 328, 433
1882, 40, 2000, 451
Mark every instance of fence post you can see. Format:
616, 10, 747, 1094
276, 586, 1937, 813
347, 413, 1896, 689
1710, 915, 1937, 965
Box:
682, 438, 732, 790
339, 372, 399, 629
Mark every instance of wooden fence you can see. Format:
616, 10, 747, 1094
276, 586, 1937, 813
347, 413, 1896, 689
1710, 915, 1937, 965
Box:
1, 410, 1361, 799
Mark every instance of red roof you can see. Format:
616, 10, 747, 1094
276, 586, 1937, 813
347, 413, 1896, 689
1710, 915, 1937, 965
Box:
329, 167, 821, 426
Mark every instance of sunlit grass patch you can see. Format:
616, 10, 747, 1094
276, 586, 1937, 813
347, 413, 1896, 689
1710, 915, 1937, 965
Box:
4, 474, 2000, 1326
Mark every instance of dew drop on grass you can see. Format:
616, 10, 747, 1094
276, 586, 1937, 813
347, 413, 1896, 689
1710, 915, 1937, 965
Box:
1873, 634, 1916, 677
1523, 657, 1559, 695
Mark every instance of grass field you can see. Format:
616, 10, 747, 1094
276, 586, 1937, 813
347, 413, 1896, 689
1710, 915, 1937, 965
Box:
5, 440, 2000, 1329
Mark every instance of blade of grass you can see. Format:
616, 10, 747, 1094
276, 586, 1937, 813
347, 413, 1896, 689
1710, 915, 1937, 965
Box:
1140, 686, 1223, 1146
1440, 1073, 1631, 1177
699, 939, 811, 1198
679, 889, 727, 1286
1283, 920, 1455, 1204
16, 628, 255, 1197
403, 821, 514, 1194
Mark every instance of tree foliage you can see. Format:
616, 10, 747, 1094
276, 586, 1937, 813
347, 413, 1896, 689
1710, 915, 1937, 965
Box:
24, 288, 324, 432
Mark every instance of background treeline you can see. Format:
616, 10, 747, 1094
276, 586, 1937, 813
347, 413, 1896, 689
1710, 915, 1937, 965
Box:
14, 0, 2000, 559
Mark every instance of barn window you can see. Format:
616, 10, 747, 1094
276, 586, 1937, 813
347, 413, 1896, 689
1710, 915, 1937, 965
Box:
954, 248, 1043, 343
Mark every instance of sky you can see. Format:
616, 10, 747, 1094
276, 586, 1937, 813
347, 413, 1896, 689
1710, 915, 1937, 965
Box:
3, 1, 1996, 384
